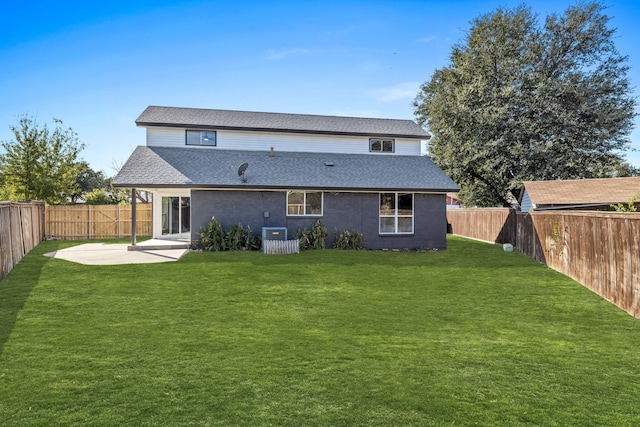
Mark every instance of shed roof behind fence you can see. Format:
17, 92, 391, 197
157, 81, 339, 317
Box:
523, 177, 640, 207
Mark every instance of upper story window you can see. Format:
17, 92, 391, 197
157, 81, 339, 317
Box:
370, 138, 394, 153
379, 193, 413, 234
186, 130, 216, 146
287, 191, 323, 216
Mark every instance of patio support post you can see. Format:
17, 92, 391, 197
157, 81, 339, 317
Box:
131, 188, 137, 246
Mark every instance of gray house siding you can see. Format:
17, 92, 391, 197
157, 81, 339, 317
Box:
191, 191, 287, 237
191, 190, 448, 250
519, 190, 533, 212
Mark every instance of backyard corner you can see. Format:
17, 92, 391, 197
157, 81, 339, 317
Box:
0, 236, 639, 426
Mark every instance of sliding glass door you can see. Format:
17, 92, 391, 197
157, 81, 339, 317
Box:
161, 196, 190, 236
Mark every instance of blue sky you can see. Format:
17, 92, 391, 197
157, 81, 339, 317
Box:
1, 0, 639, 176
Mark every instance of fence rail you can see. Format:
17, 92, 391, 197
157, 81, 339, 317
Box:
0, 201, 46, 281
447, 208, 640, 318
45, 204, 152, 240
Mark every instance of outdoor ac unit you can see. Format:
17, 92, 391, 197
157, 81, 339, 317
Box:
262, 227, 287, 241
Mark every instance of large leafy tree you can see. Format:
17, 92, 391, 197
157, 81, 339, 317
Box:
70, 161, 109, 203
0, 115, 85, 204
414, 2, 637, 207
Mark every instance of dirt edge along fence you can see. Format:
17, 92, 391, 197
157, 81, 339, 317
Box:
447, 209, 640, 319
45, 204, 152, 240
0, 201, 46, 281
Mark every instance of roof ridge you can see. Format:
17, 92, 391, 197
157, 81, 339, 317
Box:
525, 176, 640, 184
143, 105, 418, 123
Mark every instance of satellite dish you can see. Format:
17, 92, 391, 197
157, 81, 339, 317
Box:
238, 162, 249, 182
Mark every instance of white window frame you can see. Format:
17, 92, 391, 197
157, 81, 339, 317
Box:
186, 130, 216, 146
369, 138, 395, 153
379, 192, 414, 234
287, 191, 324, 216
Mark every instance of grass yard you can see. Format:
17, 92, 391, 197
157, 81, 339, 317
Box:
1, 236, 640, 426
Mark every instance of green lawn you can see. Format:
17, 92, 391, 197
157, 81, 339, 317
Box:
1, 236, 639, 426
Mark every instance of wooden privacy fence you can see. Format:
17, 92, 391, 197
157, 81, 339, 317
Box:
0, 201, 45, 281
447, 209, 640, 318
447, 208, 516, 243
46, 204, 152, 240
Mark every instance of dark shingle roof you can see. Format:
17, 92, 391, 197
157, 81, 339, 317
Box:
113, 146, 459, 192
136, 106, 430, 139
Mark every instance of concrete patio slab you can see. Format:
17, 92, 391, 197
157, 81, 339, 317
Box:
44, 241, 189, 265
128, 238, 190, 251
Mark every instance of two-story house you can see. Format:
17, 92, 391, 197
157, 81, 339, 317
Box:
113, 105, 459, 250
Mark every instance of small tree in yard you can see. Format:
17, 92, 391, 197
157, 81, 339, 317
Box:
0, 115, 85, 204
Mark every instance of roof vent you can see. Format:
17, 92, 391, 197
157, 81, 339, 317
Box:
269, 147, 275, 157
325, 161, 334, 167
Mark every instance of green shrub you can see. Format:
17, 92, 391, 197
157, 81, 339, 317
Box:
296, 228, 314, 251
311, 219, 328, 249
195, 219, 260, 252
296, 220, 328, 250
195, 216, 226, 251
225, 222, 245, 251
225, 222, 261, 251
611, 195, 638, 212
243, 225, 261, 251
335, 229, 365, 250
84, 188, 129, 205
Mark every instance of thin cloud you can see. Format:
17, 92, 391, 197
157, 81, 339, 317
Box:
371, 82, 421, 102
359, 60, 379, 72
323, 27, 354, 38
417, 35, 437, 43
266, 48, 310, 60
